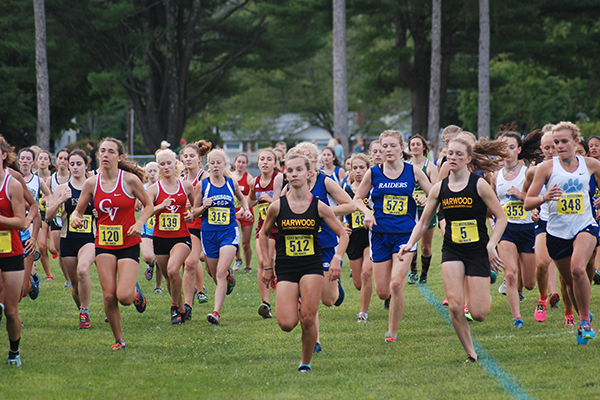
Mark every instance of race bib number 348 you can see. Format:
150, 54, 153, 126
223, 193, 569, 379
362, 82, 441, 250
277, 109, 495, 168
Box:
557, 193, 584, 215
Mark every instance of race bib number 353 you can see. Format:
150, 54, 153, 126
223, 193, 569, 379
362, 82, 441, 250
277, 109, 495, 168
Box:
98, 225, 123, 246
285, 235, 315, 257
503, 201, 526, 220
383, 195, 408, 215
557, 193, 584, 215
451, 220, 479, 244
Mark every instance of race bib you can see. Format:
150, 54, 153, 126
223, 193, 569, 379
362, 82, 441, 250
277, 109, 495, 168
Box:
383, 195, 408, 215
285, 235, 315, 257
39, 202, 46, 212
352, 211, 364, 229
234, 196, 241, 208
208, 207, 230, 225
451, 220, 479, 244
69, 215, 92, 233
147, 216, 155, 230
557, 193, 584, 215
259, 202, 269, 219
159, 213, 180, 231
503, 201, 526, 220
413, 189, 426, 201
0, 231, 12, 253
98, 225, 123, 246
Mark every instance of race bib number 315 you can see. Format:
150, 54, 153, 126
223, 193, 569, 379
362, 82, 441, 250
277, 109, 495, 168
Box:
208, 207, 230, 225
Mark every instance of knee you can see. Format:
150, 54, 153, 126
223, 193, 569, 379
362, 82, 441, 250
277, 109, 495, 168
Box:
421, 244, 432, 255
3, 306, 19, 322
216, 268, 228, 282
321, 296, 335, 307
103, 292, 118, 306
167, 267, 180, 281
300, 313, 316, 330
572, 265, 588, 281
142, 255, 154, 265
390, 278, 404, 294
505, 269, 518, 286
278, 320, 296, 332
523, 280, 535, 291
448, 302, 464, 319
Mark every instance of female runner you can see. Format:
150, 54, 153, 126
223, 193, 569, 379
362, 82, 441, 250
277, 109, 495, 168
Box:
493, 130, 542, 327
141, 162, 163, 293
407, 134, 439, 285
369, 140, 383, 166
248, 149, 280, 319
147, 149, 195, 324
400, 136, 507, 361
320, 146, 346, 186
195, 149, 252, 325
46, 149, 96, 329
344, 153, 373, 322
181, 140, 212, 306
71, 138, 153, 350
36, 150, 55, 280
585, 135, 600, 285
260, 153, 348, 372
353, 130, 432, 343
232, 153, 254, 272
525, 121, 600, 344
46, 148, 72, 287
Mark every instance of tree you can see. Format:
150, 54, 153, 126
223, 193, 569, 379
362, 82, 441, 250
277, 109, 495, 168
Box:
478, 0, 490, 137
333, 0, 349, 154
33, 0, 50, 150
427, 0, 442, 147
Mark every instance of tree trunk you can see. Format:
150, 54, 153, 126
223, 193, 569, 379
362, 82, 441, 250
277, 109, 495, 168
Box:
478, 0, 490, 138
33, 0, 50, 151
427, 0, 442, 151
333, 0, 349, 155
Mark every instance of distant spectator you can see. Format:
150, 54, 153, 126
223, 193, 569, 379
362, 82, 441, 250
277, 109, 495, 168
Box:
353, 137, 366, 154
275, 141, 287, 154
87, 141, 97, 170
174, 138, 187, 154
160, 140, 171, 150
328, 138, 344, 160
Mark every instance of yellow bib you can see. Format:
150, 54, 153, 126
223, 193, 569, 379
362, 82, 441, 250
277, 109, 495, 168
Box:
98, 225, 123, 246
503, 201, 526, 220
234, 196, 241, 208
159, 213, 180, 231
557, 193, 584, 215
383, 195, 408, 215
259, 202, 269, 220
413, 189, 426, 201
285, 235, 315, 257
69, 215, 92, 233
147, 216, 155, 230
352, 211, 364, 228
0, 231, 12, 253
451, 220, 479, 244
208, 207, 230, 225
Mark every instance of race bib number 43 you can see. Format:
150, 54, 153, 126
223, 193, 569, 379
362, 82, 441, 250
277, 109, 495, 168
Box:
557, 193, 584, 215
285, 235, 315, 257
451, 220, 479, 244
208, 207, 230, 225
98, 225, 123, 246
503, 201, 526, 220
383, 195, 408, 215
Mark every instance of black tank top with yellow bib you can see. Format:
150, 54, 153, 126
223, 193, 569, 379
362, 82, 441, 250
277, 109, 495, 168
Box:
411, 159, 431, 211
439, 173, 488, 254
345, 184, 369, 232
61, 182, 95, 239
275, 194, 322, 270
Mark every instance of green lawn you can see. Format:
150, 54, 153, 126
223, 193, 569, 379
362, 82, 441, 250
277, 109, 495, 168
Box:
3, 230, 600, 399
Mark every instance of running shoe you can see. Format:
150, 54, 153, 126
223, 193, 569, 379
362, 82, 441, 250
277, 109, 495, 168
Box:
384, 332, 397, 343
313, 342, 322, 353
233, 258, 242, 271
357, 312, 368, 323
407, 272, 419, 285
133, 282, 147, 313
171, 306, 182, 325
29, 274, 40, 300
244, 267, 252, 273
207, 311, 220, 325
104, 315, 109, 323
258, 302, 272, 319
519, 292, 525, 302
498, 278, 506, 295
197, 291, 208, 304
549, 292, 560, 308
534, 299, 547, 323
145, 264, 154, 281
226, 268, 236, 295
111, 340, 126, 351
513, 318, 524, 328
442, 298, 449, 306
464, 356, 477, 364
464, 306, 473, 322
419, 275, 427, 285
184, 304, 192, 321
154, 287, 163, 294
333, 278, 345, 307
63, 281, 72, 289
46, 275, 54, 280
79, 312, 91, 329
7, 353, 21, 367
384, 295, 391, 310
594, 270, 600, 285
579, 320, 595, 340
565, 314, 575, 327
490, 269, 497, 284
298, 364, 311, 372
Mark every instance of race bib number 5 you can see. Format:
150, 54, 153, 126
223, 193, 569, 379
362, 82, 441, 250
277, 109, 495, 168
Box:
383, 195, 408, 215
285, 235, 315, 256
69, 215, 92, 233
503, 201, 526, 220
451, 220, 479, 244
208, 207, 230, 225
99, 225, 123, 246
159, 213, 180, 231
558, 193, 584, 215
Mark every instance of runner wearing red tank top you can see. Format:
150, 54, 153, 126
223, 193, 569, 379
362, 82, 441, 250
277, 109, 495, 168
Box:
232, 153, 254, 272
181, 140, 212, 306
71, 138, 154, 351
248, 149, 281, 319
148, 149, 195, 324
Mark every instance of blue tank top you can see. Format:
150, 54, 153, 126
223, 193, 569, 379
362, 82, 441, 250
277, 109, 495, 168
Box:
370, 163, 418, 234
311, 172, 339, 249
589, 174, 600, 219
200, 176, 237, 232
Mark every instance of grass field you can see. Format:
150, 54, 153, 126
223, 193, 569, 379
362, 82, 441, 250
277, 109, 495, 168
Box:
3, 229, 600, 399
